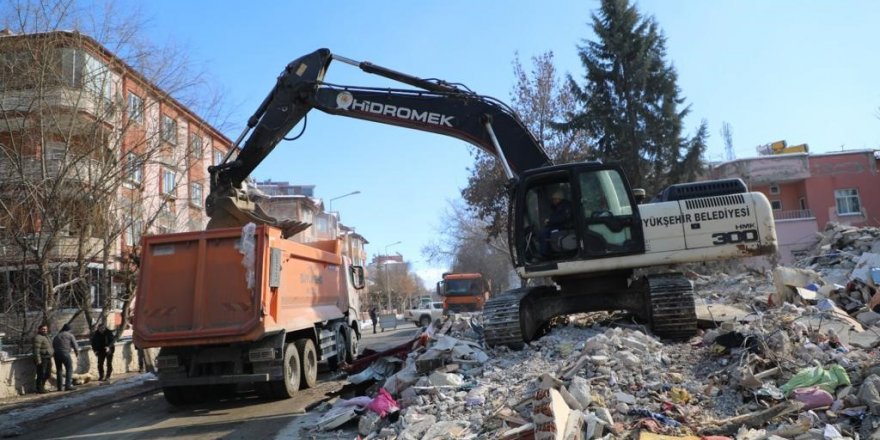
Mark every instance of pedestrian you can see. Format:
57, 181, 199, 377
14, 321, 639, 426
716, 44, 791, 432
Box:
32, 324, 53, 394
136, 345, 146, 373
91, 323, 115, 381
369, 307, 378, 334
52, 323, 79, 391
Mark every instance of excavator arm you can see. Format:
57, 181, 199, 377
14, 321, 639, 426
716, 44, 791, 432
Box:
206, 48, 551, 231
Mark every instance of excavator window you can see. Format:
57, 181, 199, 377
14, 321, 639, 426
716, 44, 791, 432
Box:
523, 180, 578, 262
577, 170, 637, 255
518, 167, 644, 264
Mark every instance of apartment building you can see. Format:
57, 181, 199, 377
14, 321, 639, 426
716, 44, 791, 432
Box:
251, 180, 369, 266
0, 30, 231, 338
709, 149, 880, 263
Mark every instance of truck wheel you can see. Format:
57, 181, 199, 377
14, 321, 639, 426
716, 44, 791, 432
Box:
162, 386, 188, 405
327, 325, 347, 371
271, 342, 300, 398
296, 338, 318, 389
419, 315, 432, 327
345, 326, 359, 361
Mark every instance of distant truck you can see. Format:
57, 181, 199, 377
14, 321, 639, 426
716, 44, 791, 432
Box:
404, 301, 445, 327
437, 272, 491, 313
133, 224, 365, 405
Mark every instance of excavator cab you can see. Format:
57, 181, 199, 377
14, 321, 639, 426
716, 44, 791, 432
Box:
513, 162, 645, 267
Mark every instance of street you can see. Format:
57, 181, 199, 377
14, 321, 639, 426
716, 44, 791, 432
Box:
11, 322, 422, 440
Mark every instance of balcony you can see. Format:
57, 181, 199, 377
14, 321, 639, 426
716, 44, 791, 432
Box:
773, 209, 815, 222
0, 235, 114, 264
772, 209, 820, 265
0, 156, 106, 187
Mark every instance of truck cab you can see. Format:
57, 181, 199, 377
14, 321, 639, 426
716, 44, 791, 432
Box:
437, 272, 491, 313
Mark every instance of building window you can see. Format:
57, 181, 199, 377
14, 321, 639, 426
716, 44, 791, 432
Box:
213, 149, 225, 166
769, 184, 780, 195
128, 92, 144, 123
771, 200, 782, 211
126, 152, 143, 184
46, 144, 66, 161
161, 115, 177, 145
190, 133, 203, 159
125, 220, 143, 247
835, 188, 861, 215
162, 169, 176, 196
191, 182, 203, 207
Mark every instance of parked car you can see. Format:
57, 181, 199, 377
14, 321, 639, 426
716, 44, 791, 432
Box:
405, 301, 445, 327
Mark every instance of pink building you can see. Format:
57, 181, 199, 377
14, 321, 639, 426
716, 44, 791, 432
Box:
710, 150, 880, 264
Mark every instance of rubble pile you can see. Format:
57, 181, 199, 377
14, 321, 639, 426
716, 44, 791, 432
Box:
310, 223, 880, 439
793, 223, 880, 313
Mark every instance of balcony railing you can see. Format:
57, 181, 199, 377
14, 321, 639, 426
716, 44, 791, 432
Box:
773, 209, 815, 222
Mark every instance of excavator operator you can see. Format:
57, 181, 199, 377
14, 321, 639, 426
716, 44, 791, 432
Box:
540, 190, 573, 258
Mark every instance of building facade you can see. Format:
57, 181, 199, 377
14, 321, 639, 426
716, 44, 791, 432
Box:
252, 180, 369, 265
0, 31, 231, 340
710, 149, 880, 263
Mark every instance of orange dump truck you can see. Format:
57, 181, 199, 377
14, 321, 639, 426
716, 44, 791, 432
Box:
437, 272, 491, 313
133, 224, 364, 405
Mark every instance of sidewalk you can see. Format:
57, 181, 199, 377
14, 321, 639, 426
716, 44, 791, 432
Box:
0, 371, 160, 437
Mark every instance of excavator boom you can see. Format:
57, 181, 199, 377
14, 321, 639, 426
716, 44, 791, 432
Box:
206, 49, 550, 230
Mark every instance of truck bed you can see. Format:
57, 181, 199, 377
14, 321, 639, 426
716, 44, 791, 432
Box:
134, 225, 348, 348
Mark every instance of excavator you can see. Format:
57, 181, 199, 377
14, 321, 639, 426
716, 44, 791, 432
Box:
207, 48, 778, 348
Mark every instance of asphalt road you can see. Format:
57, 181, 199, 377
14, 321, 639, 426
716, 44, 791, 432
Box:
11, 322, 424, 440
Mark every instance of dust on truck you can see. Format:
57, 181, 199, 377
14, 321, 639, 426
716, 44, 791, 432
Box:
133, 224, 364, 405
437, 272, 491, 313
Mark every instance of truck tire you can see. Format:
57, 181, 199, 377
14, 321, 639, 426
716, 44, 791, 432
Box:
345, 326, 359, 361
419, 315, 432, 327
296, 338, 318, 389
327, 325, 348, 371
162, 386, 188, 405
271, 342, 300, 398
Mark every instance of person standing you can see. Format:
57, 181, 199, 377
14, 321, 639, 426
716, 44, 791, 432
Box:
52, 323, 79, 391
369, 307, 378, 334
91, 323, 115, 381
32, 324, 53, 394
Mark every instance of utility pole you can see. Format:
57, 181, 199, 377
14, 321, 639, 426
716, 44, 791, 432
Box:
382, 240, 402, 311
328, 190, 360, 213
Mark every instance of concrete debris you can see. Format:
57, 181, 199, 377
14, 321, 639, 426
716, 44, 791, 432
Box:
305, 222, 880, 439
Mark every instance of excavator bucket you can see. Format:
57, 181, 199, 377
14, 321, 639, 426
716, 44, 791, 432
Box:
206, 195, 310, 239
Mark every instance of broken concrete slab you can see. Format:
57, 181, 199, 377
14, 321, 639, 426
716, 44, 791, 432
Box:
696, 303, 754, 327
853, 253, 880, 285
533, 388, 571, 440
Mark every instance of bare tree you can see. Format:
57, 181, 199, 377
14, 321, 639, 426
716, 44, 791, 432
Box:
462, 51, 590, 239
366, 257, 424, 313
0, 0, 225, 349
423, 199, 515, 294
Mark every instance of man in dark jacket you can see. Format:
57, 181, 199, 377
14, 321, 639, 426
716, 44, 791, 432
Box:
52, 323, 79, 391
540, 191, 573, 257
369, 307, 378, 334
32, 324, 53, 394
91, 323, 115, 381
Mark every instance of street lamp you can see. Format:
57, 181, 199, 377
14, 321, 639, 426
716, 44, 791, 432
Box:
382, 241, 402, 311
328, 190, 361, 212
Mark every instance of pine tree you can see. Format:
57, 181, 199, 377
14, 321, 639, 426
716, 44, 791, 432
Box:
560, 0, 706, 196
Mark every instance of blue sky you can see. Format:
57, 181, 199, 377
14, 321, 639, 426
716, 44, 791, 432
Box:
123, 0, 880, 284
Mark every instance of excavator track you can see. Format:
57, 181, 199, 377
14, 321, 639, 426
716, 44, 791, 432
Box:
646, 274, 697, 340
483, 288, 530, 349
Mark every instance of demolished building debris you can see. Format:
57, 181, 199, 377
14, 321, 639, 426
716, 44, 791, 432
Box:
310, 222, 880, 439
